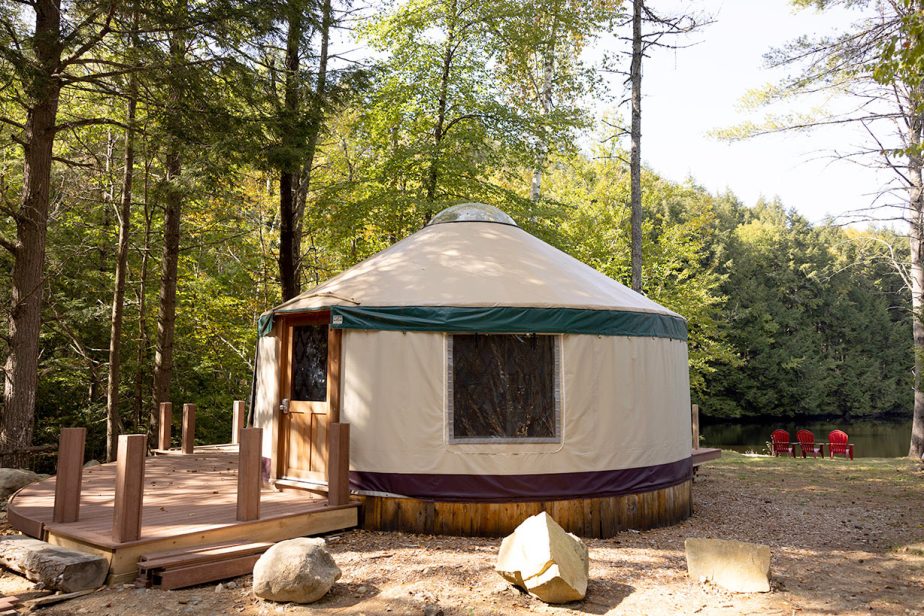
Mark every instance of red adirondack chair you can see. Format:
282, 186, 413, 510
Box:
771, 429, 796, 457
796, 429, 824, 458
828, 430, 854, 460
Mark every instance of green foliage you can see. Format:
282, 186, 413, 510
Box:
703, 200, 911, 419
0, 0, 916, 461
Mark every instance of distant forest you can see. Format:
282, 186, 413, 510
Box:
0, 0, 918, 462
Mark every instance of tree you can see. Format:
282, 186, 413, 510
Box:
258, 0, 339, 301
490, 0, 608, 204
0, 0, 117, 464
545, 151, 735, 393
722, 0, 924, 456
357, 0, 553, 225
104, 3, 140, 461
608, 2, 705, 292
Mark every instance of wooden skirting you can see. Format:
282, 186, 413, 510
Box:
358, 480, 692, 539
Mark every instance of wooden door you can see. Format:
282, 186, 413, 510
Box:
279, 312, 341, 483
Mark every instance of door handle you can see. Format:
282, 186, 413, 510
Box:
280, 398, 290, 414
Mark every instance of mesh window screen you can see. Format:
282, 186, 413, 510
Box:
292, 324, 328, 401
450, 334, 559, 441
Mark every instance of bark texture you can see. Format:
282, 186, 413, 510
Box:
105, 89, 136, 462
1, 0, 62, 467
293, 0, 333, 275
908, 95, 924, 459
629, 0, 643, 293
279, 2, 303, 302
151, 19, 187, 443
151, 148, 182, 438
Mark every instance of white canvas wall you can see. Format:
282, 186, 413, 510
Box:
253, 323, 281, 459
339, 330, 692, 477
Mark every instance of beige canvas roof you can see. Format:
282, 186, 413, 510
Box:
273, 204, 679, 318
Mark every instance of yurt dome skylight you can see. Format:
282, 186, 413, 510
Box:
427, 202, 518, 227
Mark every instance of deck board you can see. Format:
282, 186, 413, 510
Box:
8, 449, 349, 550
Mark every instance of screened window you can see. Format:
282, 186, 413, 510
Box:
292, 323, 328, 401
448, 334, 561, 443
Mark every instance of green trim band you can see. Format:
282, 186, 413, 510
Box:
329, 306, 687, 340
257, 313, 274, 337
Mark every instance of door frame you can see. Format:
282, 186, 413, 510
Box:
276, 311, 343, 483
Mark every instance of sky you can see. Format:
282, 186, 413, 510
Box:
616, 0, 896, 224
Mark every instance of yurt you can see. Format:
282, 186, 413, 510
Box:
252, 203, 693, 538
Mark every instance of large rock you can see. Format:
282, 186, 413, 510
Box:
495, 512, 589, 604
0, 536, 108, 592
252, 538, 341, 603
0, 468, 44, 509
685, 538, 771, 593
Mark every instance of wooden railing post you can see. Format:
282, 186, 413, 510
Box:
112, 434, 146, 543
231, 400, 246, 445
236, 427, 262, 521
158, 402, 172, 450
182, 403, 196, 454
327, 423, 350, 506
53, 427, 85, 523
691, 404, 700, 450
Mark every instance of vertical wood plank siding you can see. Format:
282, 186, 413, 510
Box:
358, 480, 692, 538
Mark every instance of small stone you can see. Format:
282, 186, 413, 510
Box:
226, 581, 238, 589
357, 585, 369, 594
216, 582, 224, 592
83, 460, 101, 468
423, 604, 444, 616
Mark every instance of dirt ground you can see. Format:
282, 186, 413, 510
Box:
3, 452, 924, 615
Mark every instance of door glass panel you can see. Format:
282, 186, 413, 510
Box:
292, 324, 328, 401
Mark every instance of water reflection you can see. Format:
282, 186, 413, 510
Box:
700, 419, 913, 458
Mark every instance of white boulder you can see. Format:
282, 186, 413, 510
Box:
495, 512, 589, 604
252, 537, 341, 603
684, 538, 771, 593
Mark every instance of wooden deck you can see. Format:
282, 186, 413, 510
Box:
7, 448, 358, 585
692, 447, 722, 466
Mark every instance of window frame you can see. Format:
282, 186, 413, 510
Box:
446, 333, 563, 445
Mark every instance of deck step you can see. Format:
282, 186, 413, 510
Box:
136, 540, 273, 589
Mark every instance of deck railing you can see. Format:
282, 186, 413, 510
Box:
48, 399, 350, 542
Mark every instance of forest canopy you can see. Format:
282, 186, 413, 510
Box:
0, 0, 915, 462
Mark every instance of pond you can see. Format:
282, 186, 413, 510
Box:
700, 418, 913, 458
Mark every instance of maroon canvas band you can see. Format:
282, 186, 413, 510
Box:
349, 456, 692, 503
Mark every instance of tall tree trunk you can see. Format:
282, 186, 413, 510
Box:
293, 0, 332, 279
908, 99, 924, 459
105, 83, 136, 462
279, 4, 303, 302
133, 162, 153, 429
424, 0, 457, 220
150, 21, 186, 445
0, 0, 62, 467
629, 0, 643, 292
910, 204, 924, 459
151, 148, 181, 442
530, 10, 559, 205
